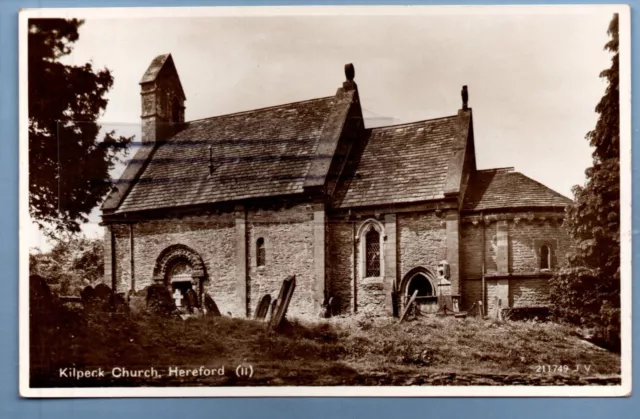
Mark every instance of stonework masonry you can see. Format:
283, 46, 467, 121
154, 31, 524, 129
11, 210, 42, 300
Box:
246, 204, 316, 318
459, 212, 571, 314
102, 56, 574, 320
327, 210, 448, 316
397, 212, 447, 287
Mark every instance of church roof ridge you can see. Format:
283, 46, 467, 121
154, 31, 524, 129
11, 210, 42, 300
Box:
367, 114, 458, 132
184, 95, 336, 126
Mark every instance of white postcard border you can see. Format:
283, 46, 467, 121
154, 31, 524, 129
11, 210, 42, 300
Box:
18, 4, 632, 398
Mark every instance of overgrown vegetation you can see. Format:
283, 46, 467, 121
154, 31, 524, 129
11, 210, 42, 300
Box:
31, 303, 621, 387
30, 235, 103, 296
550, 14, 621, 350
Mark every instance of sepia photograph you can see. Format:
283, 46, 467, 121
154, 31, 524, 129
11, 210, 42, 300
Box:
19, 5, 631, 397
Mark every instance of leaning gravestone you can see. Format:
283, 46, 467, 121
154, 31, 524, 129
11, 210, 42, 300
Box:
202, 293, 221, 317
268, 298, 278, 324
269, 275, 296, 330
146, 284, 176, 315
254, 294, 272, 320
185, 289, 199, 314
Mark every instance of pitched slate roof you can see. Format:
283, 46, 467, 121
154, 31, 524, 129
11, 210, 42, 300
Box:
115, 96, 346, 213
332, 116, 462, 208
462, 168, 572, 212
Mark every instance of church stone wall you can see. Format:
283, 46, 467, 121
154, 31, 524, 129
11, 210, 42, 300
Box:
106, 204, 321, 318
107, 214, 239, 315
459, 213, 571, 313
246, 204, 316, 319
509, 278, 552, 307
327, 220, 355, 314
397, 212, 447, 282
326, 211, 447, 316
509, 219, 571, 273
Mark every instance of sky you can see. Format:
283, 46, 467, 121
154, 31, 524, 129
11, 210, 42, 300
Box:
27, 7, 615, 252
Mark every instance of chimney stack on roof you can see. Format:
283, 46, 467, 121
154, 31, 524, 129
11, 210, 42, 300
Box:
461, 85, 469, 111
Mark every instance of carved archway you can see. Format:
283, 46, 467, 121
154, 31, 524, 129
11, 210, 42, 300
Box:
152, 244, 206, 283
152, 244, 207, 308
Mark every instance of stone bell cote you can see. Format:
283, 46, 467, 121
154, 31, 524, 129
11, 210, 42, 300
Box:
140, 53, 186, 143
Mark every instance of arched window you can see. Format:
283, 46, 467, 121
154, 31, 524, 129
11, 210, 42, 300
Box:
365, 229, 381, 277
540, 245, 550, 270
256, 238, 266, 267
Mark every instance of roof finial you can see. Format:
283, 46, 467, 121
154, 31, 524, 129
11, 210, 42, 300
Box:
461, 85, 469, 110
345, 63, 355, 81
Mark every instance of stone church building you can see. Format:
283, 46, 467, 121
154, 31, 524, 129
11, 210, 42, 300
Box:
101, 54, 572, 318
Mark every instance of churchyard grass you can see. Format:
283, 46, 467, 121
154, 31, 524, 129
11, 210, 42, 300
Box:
30, 308, 620, 387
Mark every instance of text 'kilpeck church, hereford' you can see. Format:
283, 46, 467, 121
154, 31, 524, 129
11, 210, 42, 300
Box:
101, 54, 572, 318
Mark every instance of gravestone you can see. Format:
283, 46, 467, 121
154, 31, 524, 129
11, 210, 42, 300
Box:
146, 284, 176, 315
399, 289, 419, 323
80, 285, 95, 305
269, 275, 296, 330
185, 289, 199, 314
203, 293, 221, 317
93, 283, 112, 311
254, 294, 271, 320
128, 286, 149, 313
172, 289, 183, 307
268, 298, 278, 323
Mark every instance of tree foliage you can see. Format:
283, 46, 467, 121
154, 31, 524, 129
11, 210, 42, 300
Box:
551, 15, 620, 342
29, 18, 131, 235
30, 235, 104, 296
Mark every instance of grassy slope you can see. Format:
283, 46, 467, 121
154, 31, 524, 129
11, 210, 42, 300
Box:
31, 310, 621, 387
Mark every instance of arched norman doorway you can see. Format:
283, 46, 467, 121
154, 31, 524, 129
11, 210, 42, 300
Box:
152, 244, 206, 308
400, 267, 438, 314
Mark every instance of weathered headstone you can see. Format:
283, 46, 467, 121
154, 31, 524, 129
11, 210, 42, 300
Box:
128, 286, 149, 313
92, 283, 112, 311
399, 289, 419, 323
185, 289, 199, 314
146, 284, 176, 315
269, 275, 296, 330
254, 294, 272, 320
268, 298, 278, 323
203, 293, 221, 317
173, 289, 183, 307
80, 285, 95, 306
